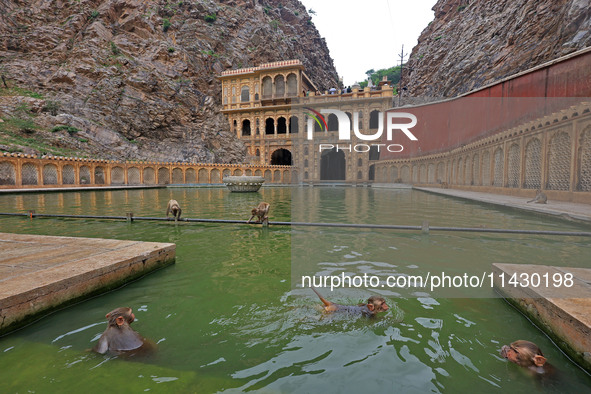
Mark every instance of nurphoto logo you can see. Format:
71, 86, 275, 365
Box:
304, 107, 418, 153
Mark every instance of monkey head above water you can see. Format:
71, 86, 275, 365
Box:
93, 307, 155, 356
166, 199, 182, 221
500, 340, 555, 375
312, 288, 389, 317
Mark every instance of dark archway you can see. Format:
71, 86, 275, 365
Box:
327, 113, 339, 131
242, 119, 251, 136
265, 118, 275, 135
277, 117, 287, 134
369, 110, 380, 129
307, 115, 323, 133
270, 149, 292, 165
369, 145, 380, 161
320, 148, 346, 180
369, 164, 375, 180
289, 116, 299, 133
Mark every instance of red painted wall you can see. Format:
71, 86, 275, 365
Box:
381, 48, 591, 160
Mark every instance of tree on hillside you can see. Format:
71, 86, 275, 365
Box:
358, 65, 404, 89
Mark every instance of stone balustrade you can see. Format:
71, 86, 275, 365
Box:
0, 155, 296, 188
374, 102, 591, 204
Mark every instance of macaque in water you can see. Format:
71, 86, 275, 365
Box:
527, 189, 547, 204
500, 340, 555, 376
312, 288, 389, 317
93, 307, 154, 356
248, 202, 270, 225
166, 199, 182, 221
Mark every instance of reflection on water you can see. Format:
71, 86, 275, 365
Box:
0, 187, 589, 393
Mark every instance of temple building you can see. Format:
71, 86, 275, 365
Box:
218, 60, 394, 183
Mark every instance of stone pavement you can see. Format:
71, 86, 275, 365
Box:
493, 263, 591, 372
414, 187, 591, 222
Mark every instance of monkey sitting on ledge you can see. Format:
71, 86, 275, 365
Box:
93, 307, 155, 356
527, 189, 547, 204
500, 340, 555, 376
312, 288, 389, 317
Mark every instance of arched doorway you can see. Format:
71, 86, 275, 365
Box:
289, 116, 299, 133
369, 145, 380, 161
327, 113, 338, 131
242, 119, 251, 136
369, 110, 380, 129
320, 148, 346, 180
369, 164, 375, 180
277, 117, 287, 134
265, 118, 274, 135
270, 149, 292, 165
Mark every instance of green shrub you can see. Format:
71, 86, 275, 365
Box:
43, 100, 60, 116
90, 10, 99, 20
110, 41, 120, 55
204, 13, 216, 23
168, 47, 175, 53
15, 102, 31, 114
12, 117, 37, 133
51, 125, 80, 135
163, 18, 171, 32
1, 86, 44, 99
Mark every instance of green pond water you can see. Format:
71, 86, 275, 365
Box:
0, 187, 590, 393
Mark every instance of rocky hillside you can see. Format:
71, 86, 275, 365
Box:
405, 0, 591, 97
0, 0, 339, 162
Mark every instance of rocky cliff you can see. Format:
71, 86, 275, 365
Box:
0, 0, 339, 162
405, 0, 591, 97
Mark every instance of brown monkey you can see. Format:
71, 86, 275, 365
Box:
248, 202, 270, 225
93, 307, 154, 356
527, 189, 547, 204
500, 340, 555, 375
166, 199, 182, 221
312, 288, 389, 317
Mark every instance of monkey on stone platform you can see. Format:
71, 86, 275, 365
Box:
311, 287, 389, 317
248, 202, 270, 225
166, 199, 182, 221
527, 189, 547, 204
92, 307, 155, 356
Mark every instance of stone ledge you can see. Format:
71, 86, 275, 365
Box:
0, 233, 175, 335
492, 263, 591, 372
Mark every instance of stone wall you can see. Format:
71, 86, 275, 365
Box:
0, 154, 295, 188
375, 101, 591, 204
